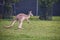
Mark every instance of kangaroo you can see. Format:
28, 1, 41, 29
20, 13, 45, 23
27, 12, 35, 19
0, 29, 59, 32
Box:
6, 11, 33, 29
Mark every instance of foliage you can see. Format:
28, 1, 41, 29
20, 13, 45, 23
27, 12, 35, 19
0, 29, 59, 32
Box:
38, 0, 59, 20
3, 0, 20, 19
3, 0, 20, 3
3, 0, 20, 10
39, 0, 58, 7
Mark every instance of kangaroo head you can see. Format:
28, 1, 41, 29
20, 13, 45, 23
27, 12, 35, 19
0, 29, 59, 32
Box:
28, 11, 33, 16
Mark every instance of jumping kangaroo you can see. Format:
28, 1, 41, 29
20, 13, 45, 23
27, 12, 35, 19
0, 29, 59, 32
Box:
6, 11, 33, 29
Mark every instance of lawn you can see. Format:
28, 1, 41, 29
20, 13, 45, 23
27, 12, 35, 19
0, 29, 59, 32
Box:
0, 16, 60, 40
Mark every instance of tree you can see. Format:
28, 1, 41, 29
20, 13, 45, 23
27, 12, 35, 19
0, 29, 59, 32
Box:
39, 0, 58, 20
3, 0, 20, 19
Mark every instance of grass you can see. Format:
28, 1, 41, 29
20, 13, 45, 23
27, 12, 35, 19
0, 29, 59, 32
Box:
0, 16, 60, 40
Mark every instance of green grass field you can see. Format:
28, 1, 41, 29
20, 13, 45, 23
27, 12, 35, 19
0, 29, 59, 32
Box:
0, 16, 60, 40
